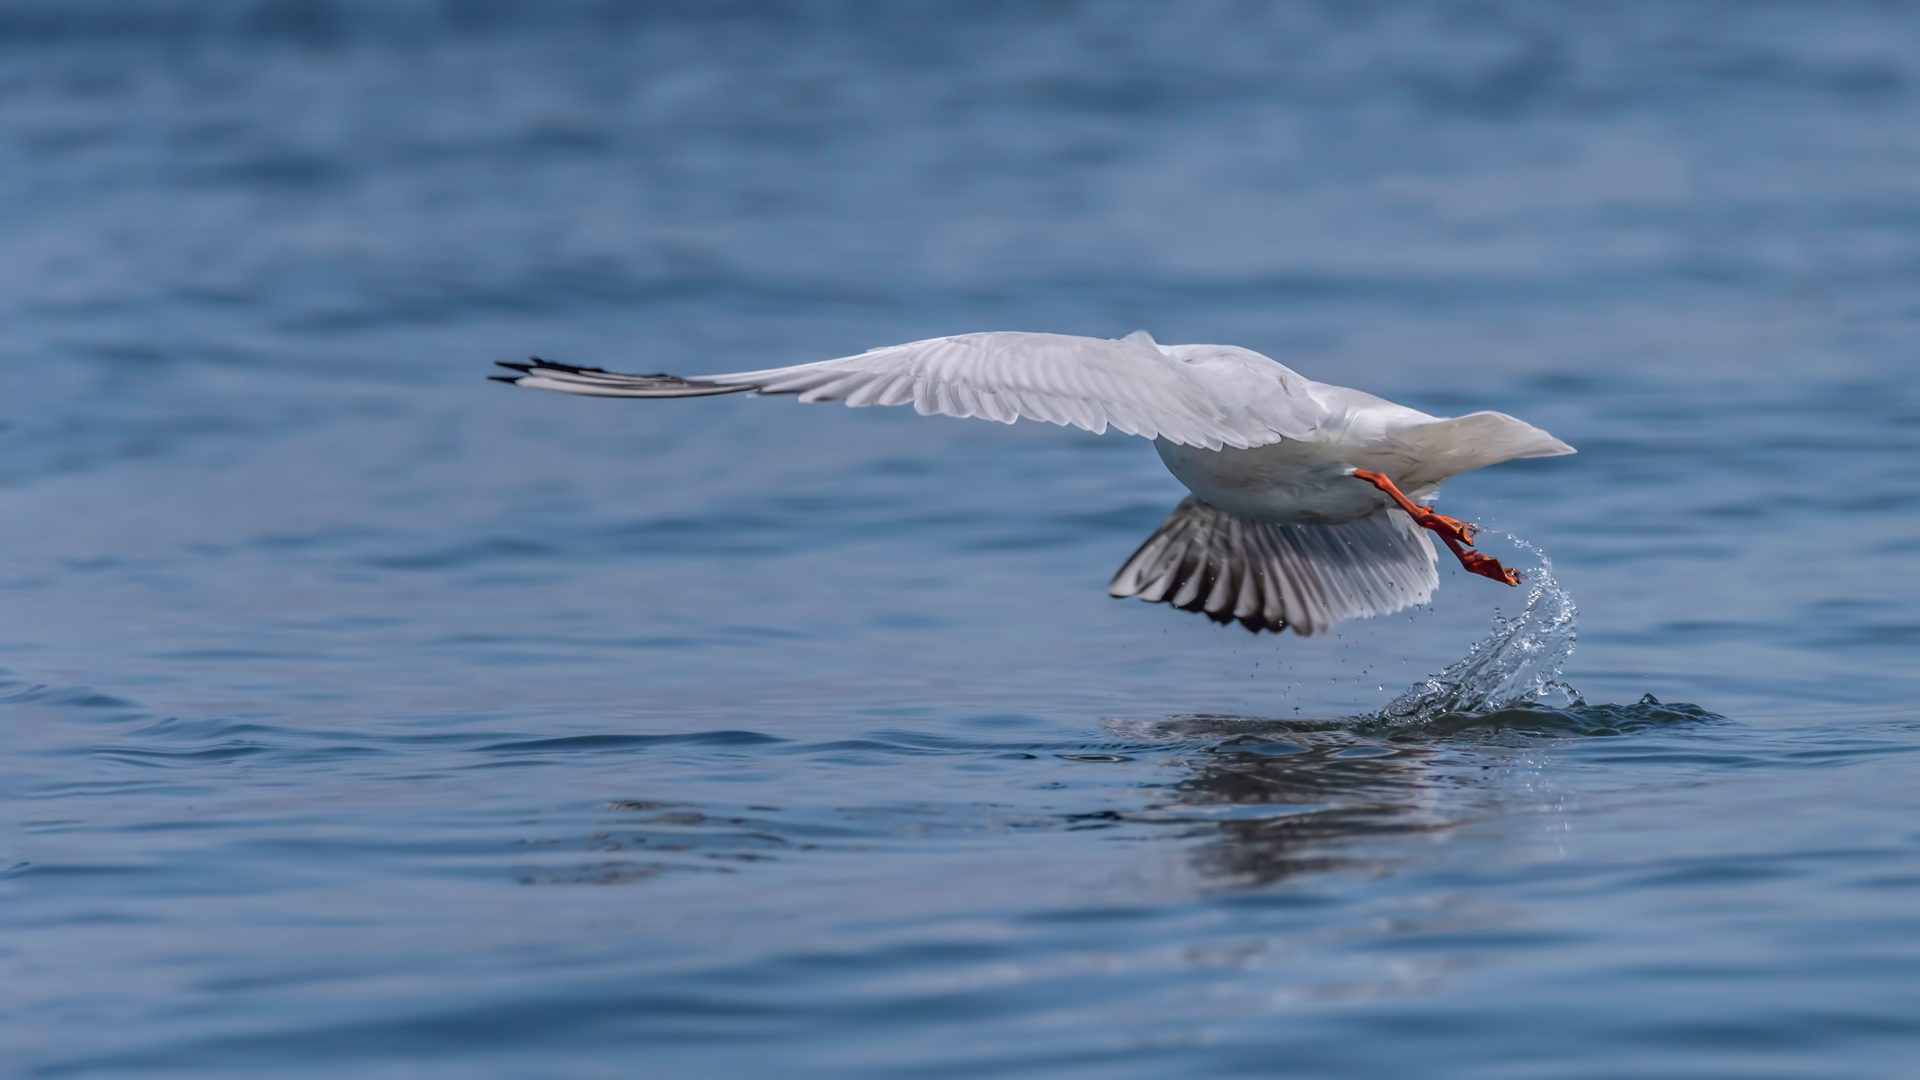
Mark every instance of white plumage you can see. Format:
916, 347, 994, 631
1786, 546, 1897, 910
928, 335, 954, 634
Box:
493, 329, 1574, 636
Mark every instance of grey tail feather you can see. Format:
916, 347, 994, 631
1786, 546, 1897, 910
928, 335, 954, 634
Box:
490, 357, 753, 399
1108, 497, 1439, 636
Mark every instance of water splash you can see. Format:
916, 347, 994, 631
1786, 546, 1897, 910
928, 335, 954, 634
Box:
1375, 536, 1580, 723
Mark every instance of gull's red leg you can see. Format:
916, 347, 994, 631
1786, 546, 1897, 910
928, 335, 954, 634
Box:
1350, 469, 1522, 586
1350, 469, 1477, 545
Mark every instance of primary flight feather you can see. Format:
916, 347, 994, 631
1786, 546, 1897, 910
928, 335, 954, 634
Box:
492, 329, 1574, 636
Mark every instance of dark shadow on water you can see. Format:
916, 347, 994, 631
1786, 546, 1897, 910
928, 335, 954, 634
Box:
1170, 739, 1443, 888
1116, 696, 1727, 891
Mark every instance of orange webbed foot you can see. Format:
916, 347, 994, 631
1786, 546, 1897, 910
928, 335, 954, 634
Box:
1459, 550, 1523, 587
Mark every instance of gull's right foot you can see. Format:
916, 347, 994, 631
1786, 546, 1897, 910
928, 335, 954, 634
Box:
1459, 550, 1523, 587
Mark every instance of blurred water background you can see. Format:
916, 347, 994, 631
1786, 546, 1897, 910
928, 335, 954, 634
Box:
5, 2, 1920, 1076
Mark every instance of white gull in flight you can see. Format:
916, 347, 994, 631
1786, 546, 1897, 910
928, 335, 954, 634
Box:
493, 330, 1574, 636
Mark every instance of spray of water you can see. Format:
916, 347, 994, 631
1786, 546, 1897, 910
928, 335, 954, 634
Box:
1375, 536, 1581, 723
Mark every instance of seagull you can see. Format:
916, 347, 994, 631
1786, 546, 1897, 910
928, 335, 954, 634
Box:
492, 330, 1574, 636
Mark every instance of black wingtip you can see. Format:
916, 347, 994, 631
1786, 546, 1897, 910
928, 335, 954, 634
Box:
494, 361, 534, 374
487, 375, 522, 384
522, 356, 608, 375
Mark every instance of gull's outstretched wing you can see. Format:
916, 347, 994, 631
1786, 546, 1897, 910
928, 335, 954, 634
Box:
1108, 497, 1438, 636
492, 331, 1328, 450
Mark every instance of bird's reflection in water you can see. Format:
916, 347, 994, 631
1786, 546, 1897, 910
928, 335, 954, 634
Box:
1111, 716, 1488, 890
1114, 697, 1721, 891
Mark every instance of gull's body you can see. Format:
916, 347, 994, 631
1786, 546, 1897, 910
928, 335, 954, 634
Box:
494, 330, 1574, 635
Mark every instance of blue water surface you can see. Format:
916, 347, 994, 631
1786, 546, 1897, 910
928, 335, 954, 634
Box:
5, 3, 1920, 1077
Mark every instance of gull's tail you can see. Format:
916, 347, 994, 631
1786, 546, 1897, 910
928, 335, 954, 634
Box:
1109, 497, 1439, 636
491, 358, 751, 398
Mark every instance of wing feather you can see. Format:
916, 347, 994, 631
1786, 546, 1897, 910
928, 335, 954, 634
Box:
492, 330, 1328, 450
1109, 497, 1439, 636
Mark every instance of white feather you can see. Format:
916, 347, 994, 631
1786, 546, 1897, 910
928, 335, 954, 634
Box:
688, 330, 1329, 450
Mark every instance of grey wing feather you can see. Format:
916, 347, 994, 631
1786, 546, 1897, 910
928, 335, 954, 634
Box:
1108, 498, 1439, 636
